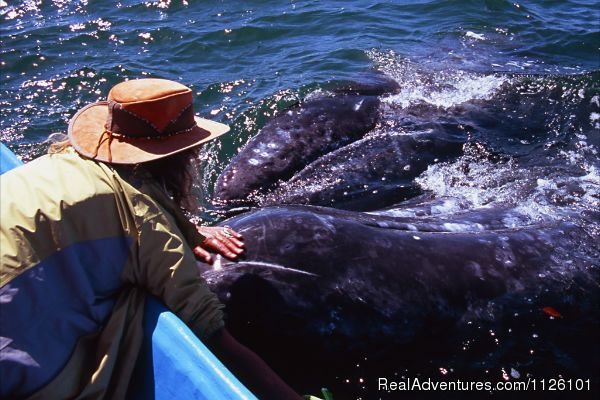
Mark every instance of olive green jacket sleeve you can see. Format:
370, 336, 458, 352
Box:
99, 161, 225, 340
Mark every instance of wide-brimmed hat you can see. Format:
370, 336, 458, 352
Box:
68, 78, 230, 164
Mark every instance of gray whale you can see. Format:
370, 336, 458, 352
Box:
261, 130, 465, 210
213, 74, 403, 207
205, 71, 600, 397
214, 95, 382, 205
199, 205, 599, 397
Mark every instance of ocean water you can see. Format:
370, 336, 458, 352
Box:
2, 1, 598, 176
2, 0, 599, 398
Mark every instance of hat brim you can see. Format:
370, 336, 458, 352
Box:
68, 102, 230, 164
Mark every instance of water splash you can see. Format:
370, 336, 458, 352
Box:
367, 50, 509, 109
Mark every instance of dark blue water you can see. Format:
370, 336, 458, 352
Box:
2, 0, 598, 162
2, 1, 599, 398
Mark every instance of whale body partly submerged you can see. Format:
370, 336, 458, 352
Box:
198, 205, 599, 397
214, 95, 382, 205
204, 70, 600, 397
213, 74, 406, 209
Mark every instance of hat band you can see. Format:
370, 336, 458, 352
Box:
102, 124, 198, 141
91, 122, 199, 164
107, 100, 197, 139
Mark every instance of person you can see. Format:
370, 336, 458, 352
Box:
0, 78, 301, 399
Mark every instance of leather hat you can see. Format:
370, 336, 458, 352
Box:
68, 78, 230, 164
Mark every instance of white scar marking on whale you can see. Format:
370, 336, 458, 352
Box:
219, 260, 319, 277
353, 99, 364, 111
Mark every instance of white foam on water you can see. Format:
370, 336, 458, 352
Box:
465, 31, 486, 41
413, 152, 576, 225
383, 73, 507, 109
415, 156, 522, 209
366, 50, 509, 109
413, 142, 600, 225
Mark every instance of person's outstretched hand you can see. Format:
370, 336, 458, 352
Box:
194, 226, 244, 264
194, 225, 244, 264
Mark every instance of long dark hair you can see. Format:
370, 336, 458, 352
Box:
140, 147, 201, 212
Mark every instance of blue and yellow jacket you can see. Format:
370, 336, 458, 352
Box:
0, 148, 224, 399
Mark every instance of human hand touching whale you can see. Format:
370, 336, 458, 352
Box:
194, 225, 245, 264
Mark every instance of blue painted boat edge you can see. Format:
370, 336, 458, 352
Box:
0, 142, 23, 173
0, 142, 256, 400
132, 296, 258, 400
